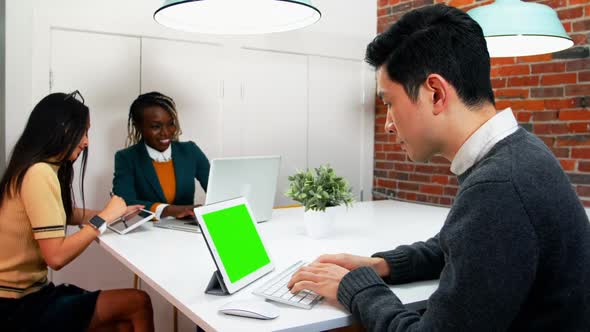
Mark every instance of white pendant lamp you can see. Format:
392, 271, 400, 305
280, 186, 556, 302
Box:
468, 0, 573, 58
154, 0, 322, 35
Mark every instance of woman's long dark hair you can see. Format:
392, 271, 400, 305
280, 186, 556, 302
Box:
0, 92, 89, 223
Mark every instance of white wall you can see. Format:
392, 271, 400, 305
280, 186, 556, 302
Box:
4, 0, 33, 162
4, 1, 376, 331
5, 0, 377, 205
6, 0, 376, 177
16, 0, 375, 144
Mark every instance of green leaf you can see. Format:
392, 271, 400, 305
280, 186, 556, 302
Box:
283, 164, 355, 214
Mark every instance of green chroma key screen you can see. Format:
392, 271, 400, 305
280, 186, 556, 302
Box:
202, 203, 271, 283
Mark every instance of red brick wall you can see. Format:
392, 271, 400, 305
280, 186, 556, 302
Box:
374, 0, 590, 206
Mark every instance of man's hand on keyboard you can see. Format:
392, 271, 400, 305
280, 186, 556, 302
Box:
313, 253, 390, 278
287, 262, 350, 302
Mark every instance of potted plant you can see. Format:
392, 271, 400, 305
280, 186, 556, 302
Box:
285, 164, 354, 238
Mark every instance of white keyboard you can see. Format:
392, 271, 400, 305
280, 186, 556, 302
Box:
253, 260, 322, 309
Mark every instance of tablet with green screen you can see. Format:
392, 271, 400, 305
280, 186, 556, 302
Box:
195, 197, 274, 294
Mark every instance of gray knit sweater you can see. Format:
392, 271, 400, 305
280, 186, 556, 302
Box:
338, 129, 590, 331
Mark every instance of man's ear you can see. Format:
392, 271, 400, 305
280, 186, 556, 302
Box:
425, 74, 449, 115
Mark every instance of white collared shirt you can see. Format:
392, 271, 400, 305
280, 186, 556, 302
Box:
145, 143, 172, 162
145, 143, 173, 219
450, 108, 519, 175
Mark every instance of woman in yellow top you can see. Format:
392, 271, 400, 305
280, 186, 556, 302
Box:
113, 92, 210, 220
0, 92, 154, 331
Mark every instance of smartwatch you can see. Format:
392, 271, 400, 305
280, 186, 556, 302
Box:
88, 215, 107, 235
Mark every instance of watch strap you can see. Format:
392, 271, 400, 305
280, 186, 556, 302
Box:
97, 222, 107, 235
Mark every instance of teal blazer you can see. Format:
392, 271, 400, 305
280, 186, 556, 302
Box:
112, 141, 210, 208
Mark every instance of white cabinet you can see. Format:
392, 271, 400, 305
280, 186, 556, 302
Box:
223, 50, 368, 206
51, 29, 141, 211
141, 38, 224, 161
308, 56, 364, 200
226, 49, 309, 206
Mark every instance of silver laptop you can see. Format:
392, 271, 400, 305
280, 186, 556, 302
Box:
154, 217, 201, 233
205, 155, 281, 222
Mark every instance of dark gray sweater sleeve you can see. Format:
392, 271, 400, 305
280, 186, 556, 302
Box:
372, 234, 444, 284
337, 181, 539, 332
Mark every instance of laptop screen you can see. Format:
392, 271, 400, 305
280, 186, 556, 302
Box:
200, 203, 271, 283
205, 156, 280, 223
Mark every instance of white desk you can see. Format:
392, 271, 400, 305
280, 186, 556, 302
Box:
98, 200, 447, 331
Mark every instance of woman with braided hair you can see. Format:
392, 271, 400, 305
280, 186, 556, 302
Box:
113, 91, 210, 219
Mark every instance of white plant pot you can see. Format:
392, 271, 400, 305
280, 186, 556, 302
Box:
303, 209, 333, 239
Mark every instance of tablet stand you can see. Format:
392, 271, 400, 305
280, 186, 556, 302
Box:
205, 270, 229, 295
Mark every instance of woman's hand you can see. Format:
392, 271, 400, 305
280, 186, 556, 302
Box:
120, 205, 145, 221
98, 195, 127, 223
162, 205, 196, 219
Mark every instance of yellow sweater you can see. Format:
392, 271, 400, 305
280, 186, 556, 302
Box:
0, 163, 66, 298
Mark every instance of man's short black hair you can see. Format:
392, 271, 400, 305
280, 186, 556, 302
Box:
366, 4, 495, 107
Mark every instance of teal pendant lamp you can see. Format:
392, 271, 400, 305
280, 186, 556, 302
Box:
154, 0, 321, 34
468, 0, 573, 58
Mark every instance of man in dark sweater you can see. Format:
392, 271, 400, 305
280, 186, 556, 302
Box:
288, 4, 590, 331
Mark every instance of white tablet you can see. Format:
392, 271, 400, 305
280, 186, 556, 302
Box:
195, 197, 274, 294
107, 209, 155, 235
